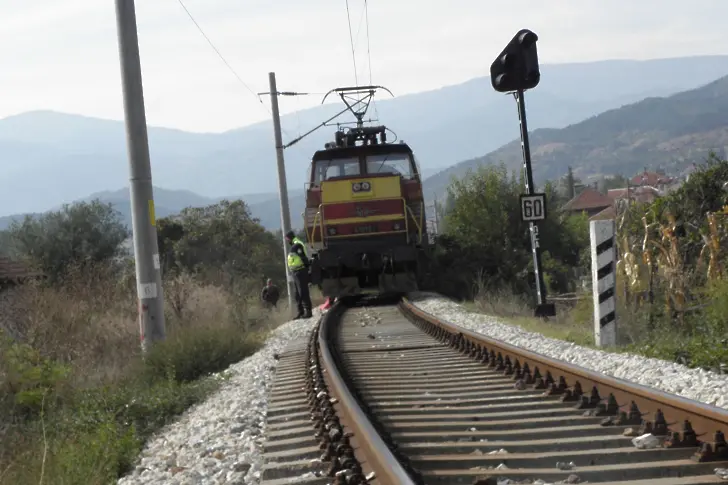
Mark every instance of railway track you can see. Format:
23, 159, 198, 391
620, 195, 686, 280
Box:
261, 295, 728, 484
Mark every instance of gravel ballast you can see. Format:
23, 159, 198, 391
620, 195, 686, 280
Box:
117, 313, 319, 485
116, 294, 728, 484
410, 294, 728, 410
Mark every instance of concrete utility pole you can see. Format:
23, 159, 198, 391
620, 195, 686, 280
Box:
114, 0, 166, 350
433, 193, 440, 236
267, 72, 296, 311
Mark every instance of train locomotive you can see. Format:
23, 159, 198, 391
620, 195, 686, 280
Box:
303, 86, 429, 298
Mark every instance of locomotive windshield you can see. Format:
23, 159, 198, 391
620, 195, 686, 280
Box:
365, 154, 414, 179
312, 157, 360, 184
311, 152, 416, 185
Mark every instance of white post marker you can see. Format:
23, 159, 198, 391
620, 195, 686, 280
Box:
590, 219, 617, 347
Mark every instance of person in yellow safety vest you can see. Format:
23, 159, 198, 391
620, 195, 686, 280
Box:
285, 231, 313, 319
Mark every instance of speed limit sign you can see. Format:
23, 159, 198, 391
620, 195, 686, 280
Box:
520, 193, 546, 222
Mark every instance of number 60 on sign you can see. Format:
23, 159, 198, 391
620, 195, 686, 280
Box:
520, 193, 547, 222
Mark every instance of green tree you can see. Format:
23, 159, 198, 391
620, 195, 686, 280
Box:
5, 200, 129, 281
156, 217, 185, 275
558, 167, 582, 200
601, 174, 629, 192
169, 200, 285, 289
623, 152, 728, 265
565, 166, 576, 199
0, 230, 14, 258
436, 164, 590, 297
435, 191, 456, 234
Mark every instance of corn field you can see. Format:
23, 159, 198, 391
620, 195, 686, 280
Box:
616, 201, 728, 319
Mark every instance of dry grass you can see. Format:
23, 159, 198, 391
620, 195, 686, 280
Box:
1, 266, 292, 387
0, 264, 294, 485
468, 287, 596, 347
466, 273, 728, 371
469, 279, 663, 348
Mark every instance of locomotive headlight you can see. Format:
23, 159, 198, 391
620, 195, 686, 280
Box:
352, 182, 361, 192
361, 181, 371, 191
393, 222, 401, 230
328, 227, 337, 235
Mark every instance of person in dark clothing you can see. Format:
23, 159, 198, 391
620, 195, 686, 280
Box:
285, 231, 313, 319
260, 278, 280, 309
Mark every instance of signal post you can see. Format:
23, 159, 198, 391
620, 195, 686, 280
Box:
490, 29, 556, 318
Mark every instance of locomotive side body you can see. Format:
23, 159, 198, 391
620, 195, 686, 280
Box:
304, 138, 427, 298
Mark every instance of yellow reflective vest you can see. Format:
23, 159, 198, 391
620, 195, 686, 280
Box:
287, 237, 309, 271
292, 237, 309, 257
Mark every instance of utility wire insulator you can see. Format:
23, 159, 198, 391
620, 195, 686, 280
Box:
257, 91, 310, 96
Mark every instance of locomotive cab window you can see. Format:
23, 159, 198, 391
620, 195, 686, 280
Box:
365, 154, 415, 179
312, 157, 360, 184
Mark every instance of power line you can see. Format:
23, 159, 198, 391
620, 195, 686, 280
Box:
344, 0, 359, 87
175, 0, 341, 145
364, 0, 373, 85
363, 0, 379, 118
174, 0, 263, 107
353, 3, 367, 51
174, 0, 299, 143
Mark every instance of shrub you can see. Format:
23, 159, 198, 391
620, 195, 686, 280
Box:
141, 327, 264, 383
0, 264, 278, 484
0, 335, 71, 419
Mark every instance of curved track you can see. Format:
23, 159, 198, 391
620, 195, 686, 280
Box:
261, 295, 728, 484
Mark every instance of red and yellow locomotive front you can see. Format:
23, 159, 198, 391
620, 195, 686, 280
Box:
304, 139, 426, 297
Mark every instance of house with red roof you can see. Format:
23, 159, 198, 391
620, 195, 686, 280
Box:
560, 187, 615, 218
607, 185, 662, 205
629, 171, 675, 191
589, 205, 617, 221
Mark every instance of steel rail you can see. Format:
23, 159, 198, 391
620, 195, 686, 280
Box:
318, 299, 418, 484
399, 296, 728, 458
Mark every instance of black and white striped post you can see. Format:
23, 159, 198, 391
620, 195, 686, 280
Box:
590, 219, 617, 347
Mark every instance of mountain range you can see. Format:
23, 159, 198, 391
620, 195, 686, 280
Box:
2, 55, 728, 231
423, 73, 728, 201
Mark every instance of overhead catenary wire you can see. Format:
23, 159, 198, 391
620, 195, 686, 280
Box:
363, 0, 379, 119
174, 0, 322, 143
174, 3, 296, 144
353, 3, 368, 51
174, 0, 267, 112
176, 0, 368, 146
364, 0, 373, 86
344, 0, 360, 87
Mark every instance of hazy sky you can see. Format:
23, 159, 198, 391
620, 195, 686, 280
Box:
0, 0, 726, 133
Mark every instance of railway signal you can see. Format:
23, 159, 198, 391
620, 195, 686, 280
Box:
490, 29, 556, 318
490, 29, 540, 93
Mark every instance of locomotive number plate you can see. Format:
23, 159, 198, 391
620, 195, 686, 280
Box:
354, 224, 378, 234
